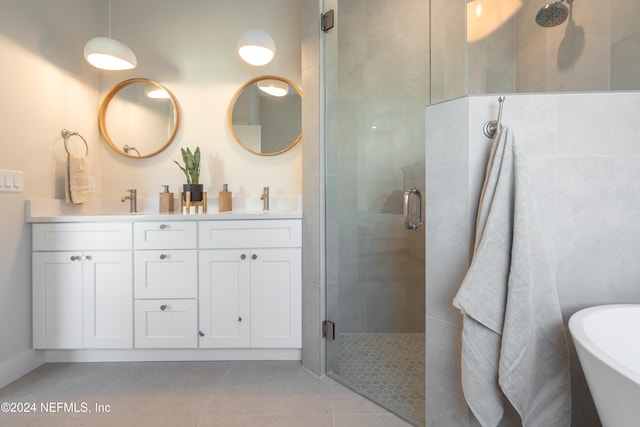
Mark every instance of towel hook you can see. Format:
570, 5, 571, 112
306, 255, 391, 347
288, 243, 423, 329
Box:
483, 96, 505, 139
61, 129, 89, 156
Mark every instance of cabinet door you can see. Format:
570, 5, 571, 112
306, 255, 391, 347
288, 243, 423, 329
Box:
134, 250, 198, 299
134, 299, 197, 348
250, 248, 301, 348
33, 252, 83, 349
199, 250, 250, 348
83, 252, 133, 348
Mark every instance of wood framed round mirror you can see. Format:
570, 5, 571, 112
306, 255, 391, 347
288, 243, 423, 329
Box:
99, 78, 180, 159
228, 75, 302, 156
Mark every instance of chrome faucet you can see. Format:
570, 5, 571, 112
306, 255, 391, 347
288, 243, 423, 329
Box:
260, 187, 270, 211
121, 189, 137, 213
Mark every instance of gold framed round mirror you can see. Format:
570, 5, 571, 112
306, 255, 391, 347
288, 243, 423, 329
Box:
99, 78, 180, 159
228, 75, 302, 156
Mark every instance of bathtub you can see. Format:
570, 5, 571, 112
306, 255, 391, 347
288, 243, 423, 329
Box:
569, 304, 640, 427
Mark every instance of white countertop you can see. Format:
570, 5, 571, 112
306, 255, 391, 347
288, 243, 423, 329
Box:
25, 197, 302, 223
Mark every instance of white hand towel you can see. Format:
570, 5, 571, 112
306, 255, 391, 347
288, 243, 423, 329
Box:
453, 127, 571, 427
65, 153, 89, 205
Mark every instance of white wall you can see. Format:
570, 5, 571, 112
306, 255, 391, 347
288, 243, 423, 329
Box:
426, 92, 640, 426
0, 0, 102, 386
0, 0, 301, 387
96, 0, 301, 202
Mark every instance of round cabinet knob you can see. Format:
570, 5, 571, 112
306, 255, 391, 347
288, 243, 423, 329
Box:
160, 224, 167, 230
70, 255, 79, 261
251, 254, 257, 260
238, 317, 243, 322
240, 254, 247, 260
160, 305, 168, 311
160, 254, 168, 260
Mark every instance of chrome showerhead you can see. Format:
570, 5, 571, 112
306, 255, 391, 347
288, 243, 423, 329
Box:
535, 0, 573, 27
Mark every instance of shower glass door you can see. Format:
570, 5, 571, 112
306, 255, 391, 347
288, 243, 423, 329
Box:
324, 1, 428, 425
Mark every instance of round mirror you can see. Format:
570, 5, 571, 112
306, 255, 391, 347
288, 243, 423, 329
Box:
228, 75, 302, 156
99, 78, 180, 158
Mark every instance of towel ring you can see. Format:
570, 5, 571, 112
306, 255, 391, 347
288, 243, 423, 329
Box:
61, 129, 89, 156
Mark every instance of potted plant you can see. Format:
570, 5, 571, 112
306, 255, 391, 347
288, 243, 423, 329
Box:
174, 146, 203, 202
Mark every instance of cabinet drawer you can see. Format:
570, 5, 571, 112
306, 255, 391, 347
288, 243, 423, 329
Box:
134, 222, 197, 249
134, 299, 197, 348
33, 223, 132, 251
134, 250, 198, 299
199, 220, 302, 249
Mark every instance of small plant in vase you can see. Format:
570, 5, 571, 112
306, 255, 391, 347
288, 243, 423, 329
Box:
174, 146, 204, 202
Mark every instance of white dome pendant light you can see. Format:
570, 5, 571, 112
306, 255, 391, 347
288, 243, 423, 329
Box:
257, 79, 288, 97
84, 0, 137, 70
238, 1, 275, 66
238, 29, 275, 66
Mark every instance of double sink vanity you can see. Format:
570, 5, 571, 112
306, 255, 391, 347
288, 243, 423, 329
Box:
26, 198, 302, 362
26, 73, 304, 362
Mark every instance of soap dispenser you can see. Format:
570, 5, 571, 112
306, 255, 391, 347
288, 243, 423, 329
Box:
159, 185, 174, 213
219, 184, 232, 212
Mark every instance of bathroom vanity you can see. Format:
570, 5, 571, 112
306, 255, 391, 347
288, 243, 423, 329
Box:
27, 200, 302, 362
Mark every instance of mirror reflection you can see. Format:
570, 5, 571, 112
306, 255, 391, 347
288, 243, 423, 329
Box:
99, 78, 180, 158
228, 75, 302, 156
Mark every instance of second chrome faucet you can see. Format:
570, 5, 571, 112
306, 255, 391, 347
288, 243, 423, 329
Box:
121, 189, 137, 213
260, 187, 269, 211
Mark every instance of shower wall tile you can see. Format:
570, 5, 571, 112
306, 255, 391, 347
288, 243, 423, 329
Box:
365, 281, 412, 332
611, 0, 640, 89
524, 157, 557, 261
338, 281, 366, 333
556, 92, 640, 157
301, 0, 320, 73
426, 159, 470, 326
425, 317, 471, 427
492, 93, 558, 158
556, 155, 640, 321
425, 97, 468, 162
302, 281, 323, 376
301, 0, 324, 377
467, 19, 516, 95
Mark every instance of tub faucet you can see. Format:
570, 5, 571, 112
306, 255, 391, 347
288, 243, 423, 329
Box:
260, 187, 270, 211
121, 189, 137, 213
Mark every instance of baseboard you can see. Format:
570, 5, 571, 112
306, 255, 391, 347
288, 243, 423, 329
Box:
44, 348, 302, 363
0, 349, 46, 388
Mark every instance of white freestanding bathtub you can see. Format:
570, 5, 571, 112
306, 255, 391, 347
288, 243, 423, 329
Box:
569, 305, 640, 427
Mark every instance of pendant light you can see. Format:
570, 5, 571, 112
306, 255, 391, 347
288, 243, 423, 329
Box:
84, 0, 137, 70
238, 1, 275, 66
257, 79, 288, 97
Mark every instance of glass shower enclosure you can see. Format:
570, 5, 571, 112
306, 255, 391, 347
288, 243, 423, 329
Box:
323, 1, 428, 425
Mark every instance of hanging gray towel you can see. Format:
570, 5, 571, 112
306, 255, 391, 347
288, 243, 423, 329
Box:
453, 127, 571, 427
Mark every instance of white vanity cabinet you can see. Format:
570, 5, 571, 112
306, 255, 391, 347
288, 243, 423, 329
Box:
198, 220, 302, 349
32, 223, 133, 349
133, 221, 198, 348
29, 211, 302, 359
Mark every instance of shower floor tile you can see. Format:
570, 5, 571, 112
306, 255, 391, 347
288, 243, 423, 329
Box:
332, 333, 425, 426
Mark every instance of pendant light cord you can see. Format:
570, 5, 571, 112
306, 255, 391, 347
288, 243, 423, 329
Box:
108, 0, 112, 38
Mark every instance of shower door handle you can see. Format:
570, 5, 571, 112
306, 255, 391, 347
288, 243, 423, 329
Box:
403, 187, 423, 230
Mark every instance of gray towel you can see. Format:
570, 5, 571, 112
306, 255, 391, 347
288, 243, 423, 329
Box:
453, 127, 571, 426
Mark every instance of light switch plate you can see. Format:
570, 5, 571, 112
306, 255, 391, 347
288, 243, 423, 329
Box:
0, 169, 23, 193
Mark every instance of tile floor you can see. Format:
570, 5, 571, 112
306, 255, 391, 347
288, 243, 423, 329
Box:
0, 361, 412, 427
333, 333, 425, 426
